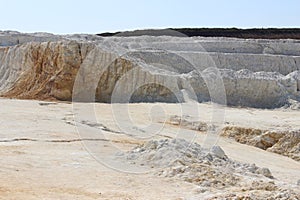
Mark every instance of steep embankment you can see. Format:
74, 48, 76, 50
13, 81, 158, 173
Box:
0, 41, 94, 100
167, 115, 300, 162
0, 31, 300, 108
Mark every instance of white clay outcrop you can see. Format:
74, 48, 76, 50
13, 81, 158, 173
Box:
0, 31, 299, 108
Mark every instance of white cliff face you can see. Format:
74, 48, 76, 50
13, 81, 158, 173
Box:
0, 31, 299, 108
0, 40, 95, 100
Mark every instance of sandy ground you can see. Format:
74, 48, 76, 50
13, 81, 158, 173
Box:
0, 98, 299, 199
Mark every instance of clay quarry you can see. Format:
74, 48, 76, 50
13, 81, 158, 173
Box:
0, 29, 300, 199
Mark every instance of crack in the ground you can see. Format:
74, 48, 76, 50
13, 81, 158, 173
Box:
79, 120, 123, 134
0, 138, 39, 142
0, 138, 143, 145
61, 117, 124, 134
0, 138, 109, 143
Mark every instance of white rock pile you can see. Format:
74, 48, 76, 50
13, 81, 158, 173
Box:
123, 139, 273, 186
120, 139, 300, 198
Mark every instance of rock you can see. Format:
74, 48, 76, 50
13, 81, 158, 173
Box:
267, 130, 300, 161
200, 180, 212, 187
247, 164, 258, 173
167, 115, 209, 131
283, 98, 300, 110
194, 186, 207, 193
205, 153, 213, 161
249, 131, 284, 150
256, 167, 273, 179
210, 145, 226, 159
297, 179, 300, 186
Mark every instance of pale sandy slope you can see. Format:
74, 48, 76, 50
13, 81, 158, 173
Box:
0, 98, 299, 199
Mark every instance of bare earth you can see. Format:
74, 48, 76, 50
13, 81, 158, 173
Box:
0, 98, 299, 199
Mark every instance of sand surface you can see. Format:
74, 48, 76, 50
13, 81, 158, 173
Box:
0, 98, 299, 199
